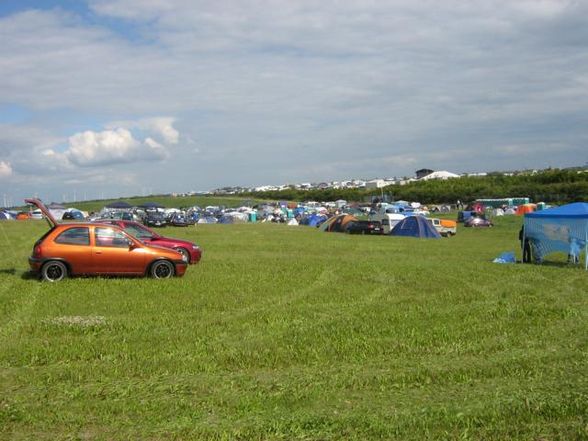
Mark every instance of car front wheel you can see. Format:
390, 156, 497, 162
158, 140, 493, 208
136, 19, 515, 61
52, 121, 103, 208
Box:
41, 260, 68, 282
150, 260, 175, 279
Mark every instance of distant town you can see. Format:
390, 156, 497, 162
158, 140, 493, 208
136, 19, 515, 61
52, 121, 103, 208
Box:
181, 167, 587, 197
185, 169, 489, 197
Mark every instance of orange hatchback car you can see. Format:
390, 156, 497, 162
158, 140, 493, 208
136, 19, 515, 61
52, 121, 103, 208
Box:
26, 199, 188, 282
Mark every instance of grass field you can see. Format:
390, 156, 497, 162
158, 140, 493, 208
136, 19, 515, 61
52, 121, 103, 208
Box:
0, 216, 586, 440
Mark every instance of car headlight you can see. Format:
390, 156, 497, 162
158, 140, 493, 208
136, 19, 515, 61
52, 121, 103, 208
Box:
192, 245, 199, 250
181, 254, 188, 263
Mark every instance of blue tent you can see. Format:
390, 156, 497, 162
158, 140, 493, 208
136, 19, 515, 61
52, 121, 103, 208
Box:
526, 202, 588, 219
0, 211, 13, 221
301, 213, 327, 227
390, 215, 441, 238
294, 207, 306, 217
524, 202, 588, 269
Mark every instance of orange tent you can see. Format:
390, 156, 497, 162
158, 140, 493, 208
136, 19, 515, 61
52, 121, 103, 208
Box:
516, 203, 537, 216
16, 212, 31, 220
319, 214, 357, 232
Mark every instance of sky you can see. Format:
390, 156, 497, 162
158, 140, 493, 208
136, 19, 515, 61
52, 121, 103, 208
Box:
1, 0, 587, 205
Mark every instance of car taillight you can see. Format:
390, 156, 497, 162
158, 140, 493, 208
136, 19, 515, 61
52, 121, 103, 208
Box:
33, 245, 42, 257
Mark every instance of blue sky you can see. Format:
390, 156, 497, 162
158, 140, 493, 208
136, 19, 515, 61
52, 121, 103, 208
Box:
1, 0, 587, 204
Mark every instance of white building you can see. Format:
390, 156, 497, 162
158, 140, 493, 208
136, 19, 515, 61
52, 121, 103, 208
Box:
365, 179, 387, 189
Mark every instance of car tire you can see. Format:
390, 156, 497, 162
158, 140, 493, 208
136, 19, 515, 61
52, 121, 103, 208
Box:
150, 260, 175, 279
176, 247, 190, 263
41, 260, 68, 282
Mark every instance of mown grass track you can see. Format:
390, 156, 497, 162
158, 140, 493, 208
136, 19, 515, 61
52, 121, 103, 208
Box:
0, 217, 586, 440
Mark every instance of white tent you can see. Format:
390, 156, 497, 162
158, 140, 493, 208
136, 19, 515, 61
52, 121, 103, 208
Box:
419, 171, 460, 180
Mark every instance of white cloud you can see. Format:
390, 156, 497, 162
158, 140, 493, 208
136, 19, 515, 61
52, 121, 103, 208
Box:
107, 117, 180, 145
67, 128, 139, 166
65, 124, 173, 167
0, 161, 12, 178
149, 118, 179, 145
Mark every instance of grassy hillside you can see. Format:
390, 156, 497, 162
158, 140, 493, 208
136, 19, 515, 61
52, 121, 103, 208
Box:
0, 217, 586, 440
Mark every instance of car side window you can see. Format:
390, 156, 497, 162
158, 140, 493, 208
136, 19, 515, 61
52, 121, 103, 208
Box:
130, 226, 152, 239
55, 227, 90, 245
95, 227, 131, 248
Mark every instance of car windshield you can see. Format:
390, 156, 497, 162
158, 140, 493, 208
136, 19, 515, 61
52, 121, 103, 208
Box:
124, 224, 158, 239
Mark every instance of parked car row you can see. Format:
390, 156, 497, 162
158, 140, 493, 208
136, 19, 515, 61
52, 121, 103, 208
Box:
25, 199, 202, 282
94, 209, 196, 228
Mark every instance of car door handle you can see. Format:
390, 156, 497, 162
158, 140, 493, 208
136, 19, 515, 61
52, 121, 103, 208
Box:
95, 251, 103, 255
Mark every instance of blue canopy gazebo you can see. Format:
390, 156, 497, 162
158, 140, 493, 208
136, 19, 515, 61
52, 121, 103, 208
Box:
105, 201, 132, 209
524, 202, 588, 269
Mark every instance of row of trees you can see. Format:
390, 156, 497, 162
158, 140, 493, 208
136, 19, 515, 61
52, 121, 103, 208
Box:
241, 169, 588, 204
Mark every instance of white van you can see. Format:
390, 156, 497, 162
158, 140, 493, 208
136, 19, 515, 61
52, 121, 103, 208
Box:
368, 205, 405, 234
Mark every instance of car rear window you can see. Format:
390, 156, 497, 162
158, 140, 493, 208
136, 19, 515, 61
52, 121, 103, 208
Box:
55, 227, 90, 245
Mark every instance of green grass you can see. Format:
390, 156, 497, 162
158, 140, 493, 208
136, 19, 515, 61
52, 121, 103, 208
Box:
0, 217, 586, 440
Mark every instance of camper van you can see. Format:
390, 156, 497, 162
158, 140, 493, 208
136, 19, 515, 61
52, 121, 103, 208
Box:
427, 218, 457, 236
369, 204, 405, 234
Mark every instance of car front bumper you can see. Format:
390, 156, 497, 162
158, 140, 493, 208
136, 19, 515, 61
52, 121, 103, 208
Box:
174, 261, 188, 276
190, 247, 202, 264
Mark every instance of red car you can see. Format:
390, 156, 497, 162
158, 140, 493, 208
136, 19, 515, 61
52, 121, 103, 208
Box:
97, 220, 202, 264
26, 199, 188, 281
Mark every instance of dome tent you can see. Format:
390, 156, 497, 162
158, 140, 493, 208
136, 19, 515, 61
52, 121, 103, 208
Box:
390, 215, 441, 239
319, 214, 357, 233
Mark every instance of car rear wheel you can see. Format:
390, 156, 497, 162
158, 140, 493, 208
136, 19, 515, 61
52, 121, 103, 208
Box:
175, 247, 190, 263
41, 260, 68, 282
150, 260, 175, 279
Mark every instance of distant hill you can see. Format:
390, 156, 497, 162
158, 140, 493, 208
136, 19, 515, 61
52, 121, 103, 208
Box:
243, 169, 588, 204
